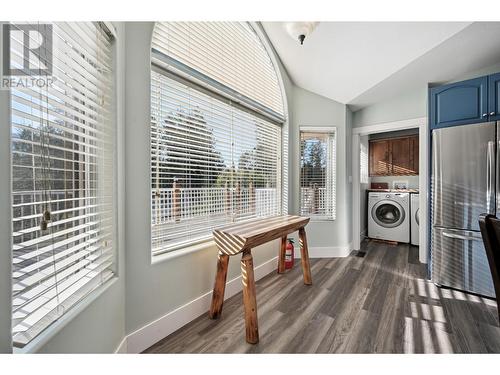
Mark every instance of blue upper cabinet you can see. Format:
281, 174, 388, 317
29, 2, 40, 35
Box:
488, 73, 500, 121
429, 76, 488, 129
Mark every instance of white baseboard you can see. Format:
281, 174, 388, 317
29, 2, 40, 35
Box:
294, 244, 351, 259
115, 337, 127, 354
122, 255, 279, 354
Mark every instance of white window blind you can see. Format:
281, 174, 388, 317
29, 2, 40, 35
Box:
300, 130, 336, 220
360, 141, 369, 184
151, 22, 284, 119
151, 71, 282, 253
10, 22, 115, 347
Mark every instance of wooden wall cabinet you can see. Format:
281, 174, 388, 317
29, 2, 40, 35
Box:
369, 135, 419, 176
369, 139, 390, 175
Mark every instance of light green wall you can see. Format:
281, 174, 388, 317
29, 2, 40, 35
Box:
33, 282, 126, 353
352, 87, 427, 128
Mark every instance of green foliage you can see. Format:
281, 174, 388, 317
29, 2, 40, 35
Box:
153, 106, 277, 190
152, 107, 226, 188
301, 138, 326, 187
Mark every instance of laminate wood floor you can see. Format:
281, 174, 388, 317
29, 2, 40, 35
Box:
144, 240, 500, 353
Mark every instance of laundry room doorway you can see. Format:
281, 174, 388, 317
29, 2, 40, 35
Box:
351, 117, 429, 264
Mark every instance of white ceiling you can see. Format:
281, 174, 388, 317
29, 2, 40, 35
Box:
348, 22, 500, 109
261, 22, 500, 108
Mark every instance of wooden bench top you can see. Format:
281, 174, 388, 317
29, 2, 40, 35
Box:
213, 215, 310, 255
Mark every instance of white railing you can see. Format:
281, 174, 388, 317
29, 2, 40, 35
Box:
151, 187, 279, 225
300, 187, 326, 214
151, 186, 328, 226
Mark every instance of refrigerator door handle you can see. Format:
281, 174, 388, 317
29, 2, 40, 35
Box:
487, 141, 495, 214
442, 231, 483, 241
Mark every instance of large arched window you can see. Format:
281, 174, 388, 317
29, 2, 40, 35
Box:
150, 22, 286, 254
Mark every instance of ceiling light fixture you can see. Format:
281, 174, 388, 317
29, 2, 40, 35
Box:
284, 22, 319, 45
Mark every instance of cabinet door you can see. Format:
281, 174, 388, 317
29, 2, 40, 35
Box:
409, 135, 419, 175
389, 137, 412, 175
429, 76, 488, 129
488, 73, 500, 121
369, 140, 390, 176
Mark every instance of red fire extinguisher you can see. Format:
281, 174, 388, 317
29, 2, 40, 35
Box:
285, 238, 295, 270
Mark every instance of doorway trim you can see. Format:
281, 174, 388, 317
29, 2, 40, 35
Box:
351, 117, 428, 263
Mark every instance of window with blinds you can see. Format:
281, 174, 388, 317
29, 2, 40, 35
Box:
299, 129, 336, 220
150, 22, 285, 254
10, 22, 115, 347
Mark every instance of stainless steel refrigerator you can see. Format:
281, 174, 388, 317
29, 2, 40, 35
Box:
431, 121, 497, 298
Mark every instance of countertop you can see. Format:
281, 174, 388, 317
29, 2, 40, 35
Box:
366, 189, 419, 193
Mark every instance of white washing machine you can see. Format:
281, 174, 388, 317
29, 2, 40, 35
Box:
368, 192, 410, 243
410, 193, 419, 246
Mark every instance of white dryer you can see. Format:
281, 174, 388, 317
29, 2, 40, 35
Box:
410, 193, 419, 246
368, 192, 410, 243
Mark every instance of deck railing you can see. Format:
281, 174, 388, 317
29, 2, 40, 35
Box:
151, 186, 327, 225
300, 187, 327, 215
151, 187, 280, 225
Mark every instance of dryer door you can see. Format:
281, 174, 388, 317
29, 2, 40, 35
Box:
371, 200, 406, 228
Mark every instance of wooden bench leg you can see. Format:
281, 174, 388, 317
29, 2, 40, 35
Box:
298, 227, 312, 285
241, 250, 259, 344
278, 235, 287, 273
209, 251, 229, 319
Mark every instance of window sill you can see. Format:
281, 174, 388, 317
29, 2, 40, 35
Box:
151, 238, 217, 265
13, 276, 119, 354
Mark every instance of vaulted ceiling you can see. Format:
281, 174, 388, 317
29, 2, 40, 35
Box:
262, 22, 500, 110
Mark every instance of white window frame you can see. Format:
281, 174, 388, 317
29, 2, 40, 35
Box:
299, 126, 337, 221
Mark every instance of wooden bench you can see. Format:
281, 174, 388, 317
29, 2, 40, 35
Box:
208, 215, 312, 344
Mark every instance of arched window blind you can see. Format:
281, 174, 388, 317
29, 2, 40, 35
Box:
151, 22, 284, 119
151, 22, 285, 254
10, 22, 115, 347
